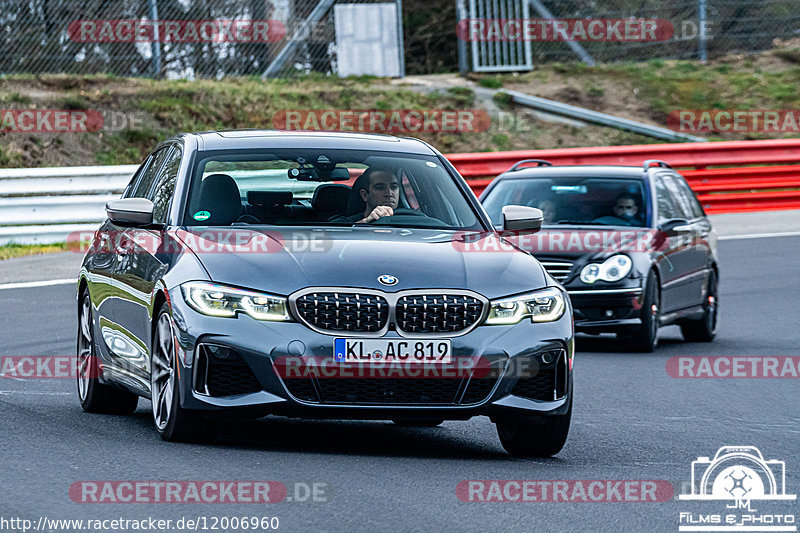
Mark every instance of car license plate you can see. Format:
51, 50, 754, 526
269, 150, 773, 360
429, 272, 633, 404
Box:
334, 338, 451, 364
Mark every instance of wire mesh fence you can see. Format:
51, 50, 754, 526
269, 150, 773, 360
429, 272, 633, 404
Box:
459, 0, 800, 69
2, 0, 800, 78
0, 0, 399, 78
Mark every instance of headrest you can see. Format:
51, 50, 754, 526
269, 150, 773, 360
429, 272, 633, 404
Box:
247, 191, 293, 207
347, 173, 371, 215
196, 174, 241, 226
312, 184, 351, 212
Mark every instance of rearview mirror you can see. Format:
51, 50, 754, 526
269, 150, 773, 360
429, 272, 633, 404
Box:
502, 205, 543, 233
288, 167, 351, 181
106, 198, 154, 226
659, 218, 691, 236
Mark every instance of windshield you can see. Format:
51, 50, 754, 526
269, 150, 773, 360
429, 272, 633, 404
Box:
482, 176, 650, 228
183, 149, 483, 230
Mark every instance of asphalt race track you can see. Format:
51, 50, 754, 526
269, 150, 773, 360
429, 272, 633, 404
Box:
1, 236, 798, 533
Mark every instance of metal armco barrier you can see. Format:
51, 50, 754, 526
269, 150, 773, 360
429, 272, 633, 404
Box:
2, 139, 800, 244
451, 139, 800, 214
0, 165, 137, 245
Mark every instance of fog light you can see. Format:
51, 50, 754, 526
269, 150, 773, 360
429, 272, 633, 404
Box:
605, 309, 614, 318
541, 351, 556, 364
206, 345, 234, 359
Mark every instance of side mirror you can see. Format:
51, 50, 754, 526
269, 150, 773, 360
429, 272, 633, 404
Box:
106, 198, 154, 226
659, 218, 692, 236
502, 205, 543, 233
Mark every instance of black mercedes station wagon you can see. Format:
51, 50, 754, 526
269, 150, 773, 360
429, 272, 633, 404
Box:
76, 131, 573, 457
481, 159, 719, 352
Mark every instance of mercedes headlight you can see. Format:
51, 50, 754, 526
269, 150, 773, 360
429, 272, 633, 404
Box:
485, 287, 566, 325
182, 281, 292, 321
580, 255, 632, 284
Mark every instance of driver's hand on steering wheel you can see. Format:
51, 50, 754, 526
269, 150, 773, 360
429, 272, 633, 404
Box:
359, 205, 394, 223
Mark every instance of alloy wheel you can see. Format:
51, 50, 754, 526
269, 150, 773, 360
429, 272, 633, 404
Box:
77, 295, 93, 401
151, 313, 175, 431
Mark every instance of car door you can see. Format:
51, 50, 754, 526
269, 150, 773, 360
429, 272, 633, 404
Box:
86, 153, 156, 369
664, 172, 712, 308
105, 146, 172, 389
653, 173, 694, 314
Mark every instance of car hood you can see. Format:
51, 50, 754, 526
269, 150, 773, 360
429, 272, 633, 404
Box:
176, 227, 547, 299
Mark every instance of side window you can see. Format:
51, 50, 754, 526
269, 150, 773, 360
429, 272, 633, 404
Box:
130, 147, 170, 198
122, 156, 154, 198
149, 147, 182, 224
670, 174, 705, 219
654, 176, 680, 225
661, 174, 695, 220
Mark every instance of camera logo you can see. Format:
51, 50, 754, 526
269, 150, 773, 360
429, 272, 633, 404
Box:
680, 446, 795, 502
678, 446, 796, 533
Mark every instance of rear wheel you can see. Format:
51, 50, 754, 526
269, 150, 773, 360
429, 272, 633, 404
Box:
680, 272, 718, 342
151, 305, 215, 443
630, 271, 660, 353
77, 291, 139, 414
496, 400, 572, 457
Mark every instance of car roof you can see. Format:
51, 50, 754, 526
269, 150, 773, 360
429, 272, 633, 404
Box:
495, 165, 656, 181
175, 130, 437, 155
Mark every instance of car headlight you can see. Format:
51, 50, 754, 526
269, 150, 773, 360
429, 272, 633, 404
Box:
485, 287, 566, 325
182, 281, 292, 321
580, 255, 632, 284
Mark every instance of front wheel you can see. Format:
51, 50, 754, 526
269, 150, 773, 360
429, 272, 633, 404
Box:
629, 271, 660, 353
150, 306, 215, 442
77, 291, 139, 414
680, 271, 718, 342
496, 400, 572, 457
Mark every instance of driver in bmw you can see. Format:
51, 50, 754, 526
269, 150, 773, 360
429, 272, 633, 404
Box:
333, 168, 402, 224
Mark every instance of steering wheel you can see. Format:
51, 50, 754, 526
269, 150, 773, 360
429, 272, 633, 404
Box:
368, 208, 448, 227
386, 208, 426, 217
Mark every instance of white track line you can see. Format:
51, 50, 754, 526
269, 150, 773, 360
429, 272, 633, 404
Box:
0, 278, 75, 291
719, 231, 800, 240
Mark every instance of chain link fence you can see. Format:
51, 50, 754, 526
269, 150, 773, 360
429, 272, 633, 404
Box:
527, 0, 800, 64
2, 0, 800, 77
0, 0, 401, 78
459, 0, 800, 70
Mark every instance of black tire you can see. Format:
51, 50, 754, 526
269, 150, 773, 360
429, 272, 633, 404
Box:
496, 399, 572, 457
393, 419, 444, 427
630, 271, 660, 353
680, 271, 718, 342
77, 291, 139, 415
150, 304, 216, 443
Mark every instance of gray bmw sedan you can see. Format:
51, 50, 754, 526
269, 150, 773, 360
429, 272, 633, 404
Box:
76, 130, 574, 457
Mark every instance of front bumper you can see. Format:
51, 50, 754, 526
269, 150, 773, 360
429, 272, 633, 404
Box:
168, 286, 574, 423
568, 285, 645, 333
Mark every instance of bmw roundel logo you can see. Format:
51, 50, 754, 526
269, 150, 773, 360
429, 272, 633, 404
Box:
378, 274, 398, 286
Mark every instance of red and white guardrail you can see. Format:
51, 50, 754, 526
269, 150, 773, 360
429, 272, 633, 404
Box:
448, 138, 800, 214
